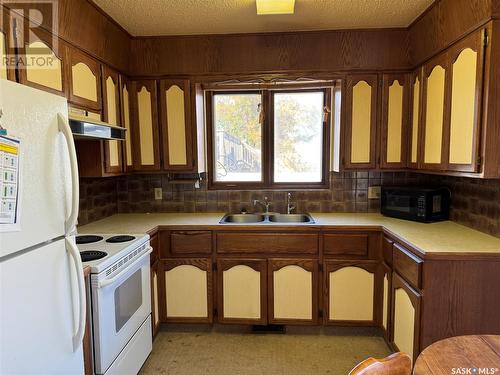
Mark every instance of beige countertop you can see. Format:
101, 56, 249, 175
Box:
78, 212, 500, 256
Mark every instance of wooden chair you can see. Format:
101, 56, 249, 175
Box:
348, 352, 412, 375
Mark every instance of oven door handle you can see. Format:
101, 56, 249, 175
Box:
97, 247, 152, 289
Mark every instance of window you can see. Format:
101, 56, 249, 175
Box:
212, 92, 262, 182
207, 87, 331, 189
273, 91, 325, 183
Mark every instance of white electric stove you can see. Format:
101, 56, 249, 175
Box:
76, 233, 150, 273
76, 233, 152, 375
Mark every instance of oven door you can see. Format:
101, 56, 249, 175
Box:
91, 247, 152, 374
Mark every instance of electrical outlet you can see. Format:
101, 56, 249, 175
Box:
368, 186, 381, 200
154, 188, 163, 200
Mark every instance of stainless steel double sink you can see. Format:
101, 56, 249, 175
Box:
219, 213, 315, 224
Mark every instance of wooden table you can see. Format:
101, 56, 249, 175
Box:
413, 335, 500, 374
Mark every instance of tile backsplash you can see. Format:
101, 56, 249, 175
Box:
115, 171, 388, 215
78, 177, 118, 226
78, 172, 500, 238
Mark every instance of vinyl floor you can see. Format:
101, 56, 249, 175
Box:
139, 325, 391, 375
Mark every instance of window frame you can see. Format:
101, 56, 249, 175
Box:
206, 87, 331, 190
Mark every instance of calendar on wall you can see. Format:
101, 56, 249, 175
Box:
0, 135, 21, 231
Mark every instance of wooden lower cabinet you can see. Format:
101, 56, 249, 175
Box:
268, 259, 318, 325
381, 262, 392, 341
83, 271, 92, 375
217, 258, 267, 324
390, 272, 421, 363
162, 258, 212, 323
325, 260, 378, 325
150, 260, 160, 337
153, 226, 500, 364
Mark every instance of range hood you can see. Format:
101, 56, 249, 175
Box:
68, 114, 126, 141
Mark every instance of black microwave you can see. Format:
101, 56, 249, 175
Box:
381, 187, 450, 222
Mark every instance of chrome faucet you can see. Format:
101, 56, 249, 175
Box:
254, 196, 271, 214
287, 192, 295, 214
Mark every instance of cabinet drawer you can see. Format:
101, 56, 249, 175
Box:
323, 234, 368, 257
393, 243, 422, 290
382, 237, 393, 266
216, 233, 318, 254
171, 231, 212, 254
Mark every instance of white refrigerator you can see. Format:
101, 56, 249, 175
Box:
0, 80, 86, 374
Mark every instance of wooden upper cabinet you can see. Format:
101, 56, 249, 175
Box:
120, 77, 134, 172
68, 48, 102, 111
408, 69, 423, 168
0, 13, 16, 82
159, 79, 194, 171
344, 74, 378, 169
421, 54, 449, 170
131, 80, 161, 171
17, 28, 67, 96
446, 31, 484, 172
380, 73, 410, 169
0, 30, 8, 80
101, 66, 123, 174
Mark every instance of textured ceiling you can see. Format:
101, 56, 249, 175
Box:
93, 0, 434, 37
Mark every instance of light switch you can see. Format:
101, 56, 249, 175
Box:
368, 186, 381, 200
154, 188, 163, 200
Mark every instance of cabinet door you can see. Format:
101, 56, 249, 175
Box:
268, 259, 318, 325
18, 30, 67, 97
131, 80, 161, 171
68, 48, 101, 111
120, 78, 134, 172
325, 260, 378, 325
381, 262, 392, 341
344, 74, 378, 169
421, 54, 448, 170
101, 66, 123, 174
150, 260, 160, 337
1, 17, 16, 81
380, 73, 410, 169
408, 69, 423, 168
163, 258, 212, 323
391, 273, 421, 363
160, 79, 194, 171
0, 30, 8, 80
217, 258, 267, 325
446, 31, 484, 172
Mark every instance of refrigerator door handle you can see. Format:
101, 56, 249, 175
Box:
58, 113, 79, 234
66, 237, 86, 352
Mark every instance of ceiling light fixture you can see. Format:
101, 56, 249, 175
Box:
256, 0, 295, 15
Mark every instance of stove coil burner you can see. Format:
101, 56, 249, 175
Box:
76, 235, 104, 244
80, 250, 107, 262
106, 235, 136, 243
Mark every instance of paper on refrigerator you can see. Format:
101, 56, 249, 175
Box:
0, 135, 22, 231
